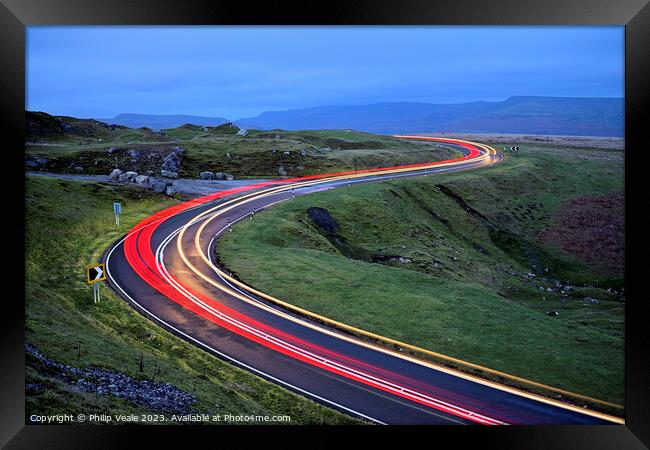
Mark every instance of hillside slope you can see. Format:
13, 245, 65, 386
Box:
236, 96, 623, 136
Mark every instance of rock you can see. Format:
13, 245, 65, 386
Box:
124, 171, 138, 182
236, 128, 248, 137
546, 310, 559, 316
118, 173, 128, 182
283, 151, 291, 156
173, 146, 185, 156
300, 149, 307, 157
225, 174, 234, 181
160, 170, 178, 178
73, 166, 84, 173
213, 172, 227, 180
150, 178, 168, 193
109, 168, 123, 180
145, 170, 154, 176
199, 171, 214, 180
308, 207, 339, 233
225, 152, 232, 160
202, 127, 210, 133
275, 134, 281, 140
135, 174, 150, 184
165, 185, 180, 196
584, 297, 599, 304
161, 152, 181, 173
128, 149, 140, 159
277, 166, 287, 177
389, 257, 412, 264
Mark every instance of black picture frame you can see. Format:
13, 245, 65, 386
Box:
3, 0, 648, 448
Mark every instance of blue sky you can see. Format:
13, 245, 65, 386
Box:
26, 26, 624, 119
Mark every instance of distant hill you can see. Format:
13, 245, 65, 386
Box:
96, 113, 230, 130
235, 96, 623, 137
88, 96, 623, 137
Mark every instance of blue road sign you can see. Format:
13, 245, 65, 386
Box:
113, 202, 122, 214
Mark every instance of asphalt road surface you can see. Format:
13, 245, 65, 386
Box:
104, 136, 621, 425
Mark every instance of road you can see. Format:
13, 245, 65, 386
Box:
104, 136, 621, 425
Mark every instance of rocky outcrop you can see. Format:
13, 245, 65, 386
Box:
26, 343, 196, 414
161, 150, 181, 178
307, 207, 339, 233
236, 128, 248, 137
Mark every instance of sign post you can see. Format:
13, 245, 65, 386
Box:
87, 263, 106, 303
113, 202, 122, 226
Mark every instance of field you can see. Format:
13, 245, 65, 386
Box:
25, 176, 360, 424
216, 142, 625, 408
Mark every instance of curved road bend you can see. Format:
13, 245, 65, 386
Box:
104, 136, 621, 425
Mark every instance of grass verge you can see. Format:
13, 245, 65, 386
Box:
25, 176, 360, 424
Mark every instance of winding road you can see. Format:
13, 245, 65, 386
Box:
103, 136, 622, 425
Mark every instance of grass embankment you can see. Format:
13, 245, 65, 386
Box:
26, 112, 461, 179
25, 177, 359, 424
216, 144, 624, 408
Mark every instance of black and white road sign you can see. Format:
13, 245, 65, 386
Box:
87, 263, 106, 284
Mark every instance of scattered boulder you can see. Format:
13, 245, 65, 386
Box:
145, 170, 154, 176
128, 148, 140, 160
225, 174, 234, 181
236, 128, 248, 137
109, 168, 123, 180
172, 146, 185, 156
199, 171, 214, 180
546, 310, 559, 317
584, 297, 599, 305
124, 171, 138, 182
201, 127, 210, 133
135, 174, 150, 184
283, 151, 291, 156
214, 172, 227, 180
118, 173, 129, 182
73, 166, 84, 173
150, 178, 169, 193
300, 149, 307, 157
277, 166, 287, 177
226, 152, 232, 160
160, 170, 178, 179
161, 151, 181, 175
275, 134, 281, 140
165, 185, 180, 196
390, 257, 412, 264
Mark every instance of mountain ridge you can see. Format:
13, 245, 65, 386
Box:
92, 96, 623, 137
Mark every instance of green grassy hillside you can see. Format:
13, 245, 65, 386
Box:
25, 176, 360, 424
216, 143, 624, 407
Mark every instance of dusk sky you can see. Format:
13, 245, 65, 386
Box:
26, 26, 624, 119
